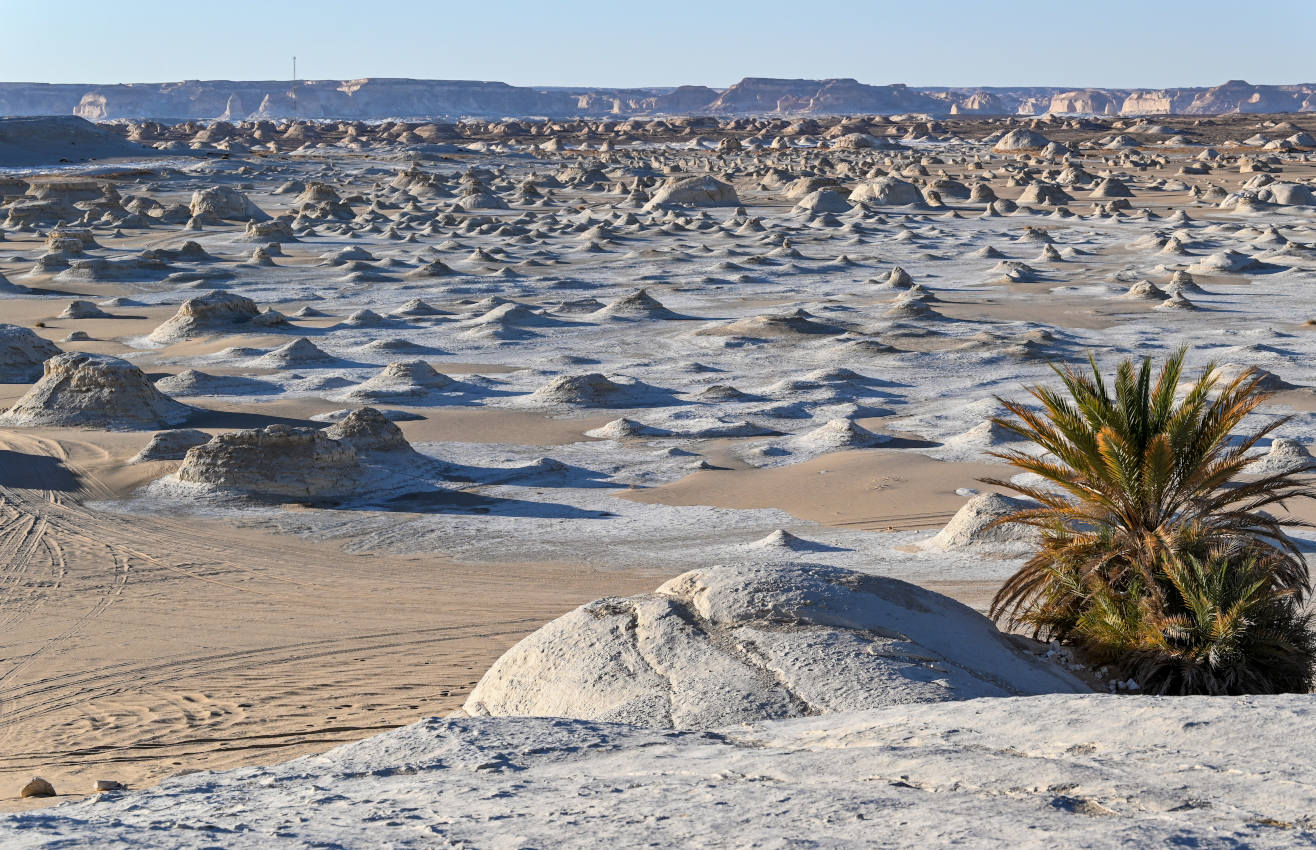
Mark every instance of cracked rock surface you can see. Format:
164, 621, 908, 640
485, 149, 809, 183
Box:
459, 562, 1087, 728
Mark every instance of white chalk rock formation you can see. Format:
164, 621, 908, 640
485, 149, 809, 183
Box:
146, 291, 262, 343
460, 562, 1085, 730
992, 128, 1052, 151
0, 323, 61, 382
58, 299, 110, 319
0, 353, 192, 430
793, 188, 852, 214
847, 176, 923, 206
1249, 438, 1314, 475
592, 289, 681, 320
189, 186, 270, 222
175, 425, 364, 500
130, 429, 213, 462
251, 338, 337, 368
924, 492, 1036, 552
792, 418, 888, 451
645, 175, 739, 209
322, 407, 412, 454
527, 373, 659, 407
339, 361, 453, 402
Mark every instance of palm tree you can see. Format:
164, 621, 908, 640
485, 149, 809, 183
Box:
1076, 549, 1315, 695
981, 348, 1315, 693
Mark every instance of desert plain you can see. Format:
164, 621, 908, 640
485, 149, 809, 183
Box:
1, 107, 1316, 846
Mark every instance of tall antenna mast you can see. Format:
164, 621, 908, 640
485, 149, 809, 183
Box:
291, 56, 298, 119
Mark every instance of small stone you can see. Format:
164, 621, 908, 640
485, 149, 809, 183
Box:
94, 779, 125, 793
21, 777, 56, 798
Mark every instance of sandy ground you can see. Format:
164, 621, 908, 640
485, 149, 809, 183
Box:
0, 431, 664, 808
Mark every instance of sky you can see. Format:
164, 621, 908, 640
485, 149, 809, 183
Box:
2, 0, 1312, 90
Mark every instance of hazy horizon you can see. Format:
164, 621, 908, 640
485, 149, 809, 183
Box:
2, 75, 1315, 92
3, 0, 1312, 91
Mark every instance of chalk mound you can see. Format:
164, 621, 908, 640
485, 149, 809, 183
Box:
949, 420, 1026, 448
792, 418, 888, 451
175, 424, 364, 500
592, 289, 681, 320
189, 186, 270, 222
0, 116, 153, 167
992, 128, 1051, 152
744, 529, 844, 553
0, 324, 61, 382
322, 407, 412, 454
154, 369, 277, 397
848, 176, 923, 206
58, 300, 110, 319
1119, 280, 1169, 301
793, 188, 852, 215
527, 373, 662, 407
251, 338, 338, 368
339, 360, 453, 402
1206, 363, 1294, 392
1156, 291, 1198, 311
1089, 177, 1134, 199
460, 561, 1085, 730
147, 291, 262, 343
0, 353, 192, 430
130, 429, 213, 462
924, 492, 1036, 552
583, 417, 667, 439
645, 175, 739, 209
1249, 438, 1314, 475
702, 310, 844, 338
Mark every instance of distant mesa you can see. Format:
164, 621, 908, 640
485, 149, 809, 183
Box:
2, 78, 1313, 122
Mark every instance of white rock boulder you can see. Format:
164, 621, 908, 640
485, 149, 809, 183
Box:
645, 175, 739, 209
175, 424, 364, 499
189, 186, 270, 222
847, 176, 924, 206
460, 562, 1086, 729
146, 291, 262, 343
0, 353, 192, 430
0, 323, 60, 382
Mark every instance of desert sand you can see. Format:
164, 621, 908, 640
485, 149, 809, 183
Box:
1, 107, 1315, 845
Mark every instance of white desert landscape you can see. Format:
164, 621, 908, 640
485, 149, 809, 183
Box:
2, 5, 1316, 846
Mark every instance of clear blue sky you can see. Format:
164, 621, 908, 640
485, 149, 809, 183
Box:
3, 0, 1312, 89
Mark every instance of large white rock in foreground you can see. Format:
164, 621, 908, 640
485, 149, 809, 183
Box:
460, 562, 1086, 728
6, 695, 1314, 848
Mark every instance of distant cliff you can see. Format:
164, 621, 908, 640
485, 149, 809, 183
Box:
0, 77, 1312, 120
